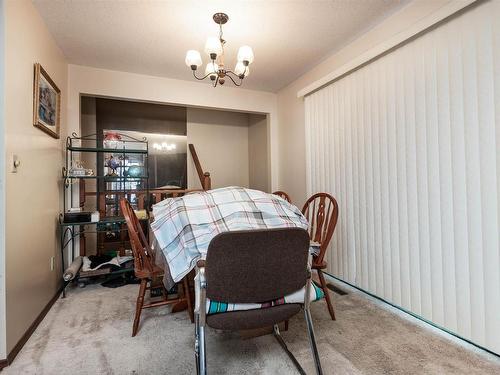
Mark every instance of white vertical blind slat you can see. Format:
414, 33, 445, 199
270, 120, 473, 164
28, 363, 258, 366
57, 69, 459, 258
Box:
394, 48, 411, 310
386, 55, 400, 305
379, 60, 392, 300
304, 0, 500, 354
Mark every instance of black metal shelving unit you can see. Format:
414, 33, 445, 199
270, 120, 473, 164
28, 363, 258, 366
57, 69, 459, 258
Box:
59, 132, 149, 296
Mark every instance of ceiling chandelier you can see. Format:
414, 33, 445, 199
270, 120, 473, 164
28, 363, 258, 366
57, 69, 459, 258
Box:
185, 13, 254, 87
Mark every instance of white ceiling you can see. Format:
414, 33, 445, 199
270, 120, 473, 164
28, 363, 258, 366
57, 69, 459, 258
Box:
33, 0, 410, 92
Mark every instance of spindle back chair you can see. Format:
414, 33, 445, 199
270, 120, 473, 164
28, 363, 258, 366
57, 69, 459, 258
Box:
121, 198, 193, 336
272, 190, 292, 203
301, 193, 339, 320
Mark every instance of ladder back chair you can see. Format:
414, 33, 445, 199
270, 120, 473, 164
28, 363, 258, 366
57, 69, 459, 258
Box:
120, 198, 193, 336
194, 228, 323, 375
272, 190, 292, 203
302, 193, 339, 320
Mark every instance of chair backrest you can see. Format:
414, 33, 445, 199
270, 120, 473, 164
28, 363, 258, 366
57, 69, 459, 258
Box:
205, 228, 310, 303
272, 191, 292, 203
301, 193, 339, 264
120, 198, 155, 274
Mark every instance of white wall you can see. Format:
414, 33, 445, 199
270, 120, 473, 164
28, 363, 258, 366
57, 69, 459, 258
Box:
4, 0, 67, 354
276, 0, 468, 206
67, 65, 279, 190
187, 108, 249, 189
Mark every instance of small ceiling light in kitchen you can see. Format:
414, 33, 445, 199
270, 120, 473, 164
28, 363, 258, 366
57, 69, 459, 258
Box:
185, 13, 254, 87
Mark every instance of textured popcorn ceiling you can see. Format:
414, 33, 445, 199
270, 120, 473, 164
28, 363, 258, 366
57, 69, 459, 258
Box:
33, 0, 410, 92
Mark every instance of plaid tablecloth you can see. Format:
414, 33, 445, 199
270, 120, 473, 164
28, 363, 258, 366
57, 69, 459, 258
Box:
150, 186, 310, 283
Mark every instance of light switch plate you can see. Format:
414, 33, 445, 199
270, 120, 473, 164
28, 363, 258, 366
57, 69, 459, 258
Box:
12, 154, 20, 173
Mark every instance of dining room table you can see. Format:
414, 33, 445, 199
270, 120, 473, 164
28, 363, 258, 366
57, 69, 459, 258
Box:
149, 186, 320, 315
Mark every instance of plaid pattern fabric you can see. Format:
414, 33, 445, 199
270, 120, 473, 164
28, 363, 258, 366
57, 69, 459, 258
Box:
206, 282, 324, 315
151, 186, 310, 282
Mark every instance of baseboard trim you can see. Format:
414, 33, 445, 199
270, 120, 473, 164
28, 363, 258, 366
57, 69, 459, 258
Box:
325, 272, 500, 359
0, 286, 63, 370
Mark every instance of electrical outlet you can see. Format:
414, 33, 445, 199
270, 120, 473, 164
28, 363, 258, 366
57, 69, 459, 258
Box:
50, 256, 55, 271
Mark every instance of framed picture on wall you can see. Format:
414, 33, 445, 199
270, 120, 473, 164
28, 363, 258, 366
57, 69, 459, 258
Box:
33, 63, 60, 139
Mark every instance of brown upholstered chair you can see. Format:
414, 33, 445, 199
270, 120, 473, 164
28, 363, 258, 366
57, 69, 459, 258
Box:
302, 193, 339, 320
272, 190, 292, 203
194, 228, 323, 375
120, 198, 193, 337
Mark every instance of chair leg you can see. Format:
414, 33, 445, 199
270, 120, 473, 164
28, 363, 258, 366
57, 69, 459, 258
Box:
198, 323, 207, 374
317, 269, 336, 320
132, 279, 147, 337
195, 314, 200, 374
184, 277, 194, 323
273, 324, 306, 375
162, 285, 169, 302
305, 307, 323, 375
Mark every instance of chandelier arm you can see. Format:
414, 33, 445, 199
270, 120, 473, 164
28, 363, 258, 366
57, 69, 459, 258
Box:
225, 70, 244, 85
192, 70, 213, 81
213, 75, 219, 88
224, 71, 243, 87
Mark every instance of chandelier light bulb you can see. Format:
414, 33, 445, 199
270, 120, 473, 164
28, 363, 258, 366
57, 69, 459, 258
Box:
204, 37, 222, 60
185, 50, 202, 69
205, 62, 219, 80
234, 61, 249, 77
237, 46, 254, 64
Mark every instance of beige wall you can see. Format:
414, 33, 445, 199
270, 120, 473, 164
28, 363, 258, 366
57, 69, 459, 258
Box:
0, 0, 6, 360
187, 108, 249, 189
248, 114, 269, 192
276, 0, 460, 205
4, 0, 67, 354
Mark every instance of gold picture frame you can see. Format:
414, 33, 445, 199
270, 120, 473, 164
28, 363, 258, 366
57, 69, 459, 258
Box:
33, 63, 60, 139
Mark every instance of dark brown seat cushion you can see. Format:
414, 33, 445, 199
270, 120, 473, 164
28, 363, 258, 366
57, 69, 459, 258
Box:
206, 304, 301, 331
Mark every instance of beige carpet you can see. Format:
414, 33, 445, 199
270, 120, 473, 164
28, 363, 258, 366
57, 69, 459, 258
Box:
4, 279, 500, 375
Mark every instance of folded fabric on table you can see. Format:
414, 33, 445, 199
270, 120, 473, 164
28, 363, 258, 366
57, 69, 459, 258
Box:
205, 282, 324, 314
151, 186, 310, 282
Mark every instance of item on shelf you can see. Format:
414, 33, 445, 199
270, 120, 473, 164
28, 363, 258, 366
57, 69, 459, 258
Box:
98, 221, 121, 240
103, 132, 122, 149
85, 168, 94, 176
134, 209, 148, 220
123, 165, 144, 178
63, 256, 83, 281
105, 155, 121, 176
82, 255, 134, 272
69, 160, 86, 176
63, 210, 99, 223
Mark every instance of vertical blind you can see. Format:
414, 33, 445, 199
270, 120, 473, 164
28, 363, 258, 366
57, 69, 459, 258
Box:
305, 0, 500, 354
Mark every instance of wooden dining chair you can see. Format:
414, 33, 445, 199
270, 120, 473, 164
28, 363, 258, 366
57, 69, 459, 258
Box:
272, 190, 292, 203
120, 198, 193, 336
302, 193, 339, 320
